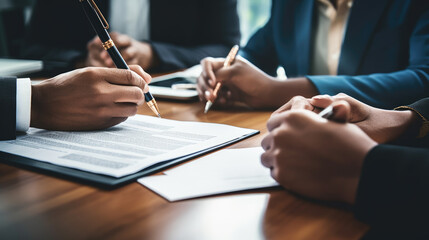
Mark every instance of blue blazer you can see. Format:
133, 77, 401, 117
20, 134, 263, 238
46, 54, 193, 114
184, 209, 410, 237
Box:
241, 0, 429, 109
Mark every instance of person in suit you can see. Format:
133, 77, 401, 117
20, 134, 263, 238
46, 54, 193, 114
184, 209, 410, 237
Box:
261, 93, 429, 234
22, 0, 240, 73
0, 65, 152, 141
197, 0, 429, 110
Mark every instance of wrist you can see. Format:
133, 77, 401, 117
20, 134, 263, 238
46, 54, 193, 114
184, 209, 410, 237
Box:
269, 77, 318, 109
381, 109, 417, 143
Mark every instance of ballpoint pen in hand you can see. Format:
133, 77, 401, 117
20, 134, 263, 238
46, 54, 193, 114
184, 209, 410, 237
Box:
318, 105, 334, 119
79, 0, 161, 118
204, 45, 240, 114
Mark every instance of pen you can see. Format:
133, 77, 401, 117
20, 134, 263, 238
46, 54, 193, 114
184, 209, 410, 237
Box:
79, 0, 161, 118
204, 45, 240, 114
318, 105, 334, 119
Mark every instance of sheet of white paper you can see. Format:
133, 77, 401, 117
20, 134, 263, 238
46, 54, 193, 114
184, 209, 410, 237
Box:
138, 148, 279, 201
165, 147, 269, 178
0, 115, 257, 178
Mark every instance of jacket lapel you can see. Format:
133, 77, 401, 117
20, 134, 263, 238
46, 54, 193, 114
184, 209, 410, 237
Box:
338, 0, 390, 75
294, 0, 315, 75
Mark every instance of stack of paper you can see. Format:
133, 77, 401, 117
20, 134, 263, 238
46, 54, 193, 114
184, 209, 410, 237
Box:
138, 147, 279, 201
0, 115, 258, 178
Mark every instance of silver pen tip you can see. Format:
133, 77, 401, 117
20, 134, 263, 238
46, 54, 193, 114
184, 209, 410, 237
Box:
157, 113, 162, 118
204, 101, 213, 114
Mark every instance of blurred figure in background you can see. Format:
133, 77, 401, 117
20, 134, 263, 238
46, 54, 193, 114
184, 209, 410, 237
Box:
22, 0, 240, 73
198, 0, 429, 110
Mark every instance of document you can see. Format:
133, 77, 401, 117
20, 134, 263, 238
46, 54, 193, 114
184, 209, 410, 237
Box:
0, 115, 258, 178
138, 148, 279, 201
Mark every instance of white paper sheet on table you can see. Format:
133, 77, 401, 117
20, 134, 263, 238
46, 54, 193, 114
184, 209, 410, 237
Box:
0, 115, 257, 178
138, 147, 279, 201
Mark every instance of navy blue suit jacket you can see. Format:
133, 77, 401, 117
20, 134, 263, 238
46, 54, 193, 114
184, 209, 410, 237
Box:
241, 0, 429, 109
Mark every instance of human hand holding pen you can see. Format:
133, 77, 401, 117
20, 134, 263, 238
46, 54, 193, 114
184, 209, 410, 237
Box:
80, 0, 160, 117
197, 56, 280, 110
203, 45, 239, 113
261, 108, 376, 205
272, 94, 417, 143
31, 65, 151, 131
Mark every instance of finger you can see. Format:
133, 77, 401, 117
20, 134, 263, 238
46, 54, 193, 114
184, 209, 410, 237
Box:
201, 58, 224, 87
104, 58, 115, 68
129, 64, 152, 85
120, 47, 137, 61
87, 36, 102, 50
261, 133, 273, 151
261, 152, 275, 169
310, 95, 334, 109
196, 76, 206, 101
110, 32, 132, 48
101, 51, 110, 61
100, 68, 147, 90
331, 100, 351, 122
266, 112, 287, 132
197, 75, 213, 101
112, 86, 145, 104
272, 103, 292, 116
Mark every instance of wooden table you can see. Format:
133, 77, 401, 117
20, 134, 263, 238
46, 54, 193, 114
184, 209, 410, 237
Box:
0, 100, 369, 239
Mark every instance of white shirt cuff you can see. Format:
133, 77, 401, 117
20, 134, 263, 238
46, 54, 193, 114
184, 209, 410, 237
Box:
16, 78, 31, 132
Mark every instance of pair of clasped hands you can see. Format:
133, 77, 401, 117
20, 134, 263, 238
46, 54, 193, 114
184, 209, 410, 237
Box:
197, 57, 417, 206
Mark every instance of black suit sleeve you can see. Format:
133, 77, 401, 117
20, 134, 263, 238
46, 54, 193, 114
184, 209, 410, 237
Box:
355, 144, 429, 229
354, 98, 429, 230
150, 0, 241, 72
0, 77, 17, 140
396, 98, 429, 138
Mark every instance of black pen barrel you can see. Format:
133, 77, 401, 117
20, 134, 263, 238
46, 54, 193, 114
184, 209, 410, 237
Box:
80, 0, 110, 42
107, 47, 128, 69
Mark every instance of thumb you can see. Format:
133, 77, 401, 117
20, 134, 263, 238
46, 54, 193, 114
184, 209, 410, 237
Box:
310, 95, 334, 109
331, 100, 351, 122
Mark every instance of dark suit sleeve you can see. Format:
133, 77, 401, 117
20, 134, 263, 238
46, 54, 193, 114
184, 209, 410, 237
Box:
0, 77, 17, 140
354, 144, 429, 229
307, 9, 429, 109
150, 0, 241, 72
239, 2, 279, 76
396, 98, 429, 138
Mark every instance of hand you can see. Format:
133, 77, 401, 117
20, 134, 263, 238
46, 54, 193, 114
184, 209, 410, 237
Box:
261, 110, 377, 205
273, 93, 417, 143
197, 56, 282, 109
83, 33, 158, 69
31, 65, 152, 131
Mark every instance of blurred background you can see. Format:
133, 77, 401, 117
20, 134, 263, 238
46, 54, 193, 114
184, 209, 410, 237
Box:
0, 0, 271, 59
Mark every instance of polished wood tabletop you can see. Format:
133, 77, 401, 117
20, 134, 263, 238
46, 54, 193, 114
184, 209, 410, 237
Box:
0, 100, 369, 239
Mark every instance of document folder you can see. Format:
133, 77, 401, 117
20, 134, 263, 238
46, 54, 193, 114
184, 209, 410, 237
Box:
0, 131, 258, 189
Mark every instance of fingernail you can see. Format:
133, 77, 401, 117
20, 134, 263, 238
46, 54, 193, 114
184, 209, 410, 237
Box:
144, 85, 149, 93
205, 91, 211, 98
312, 96, 323, 100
